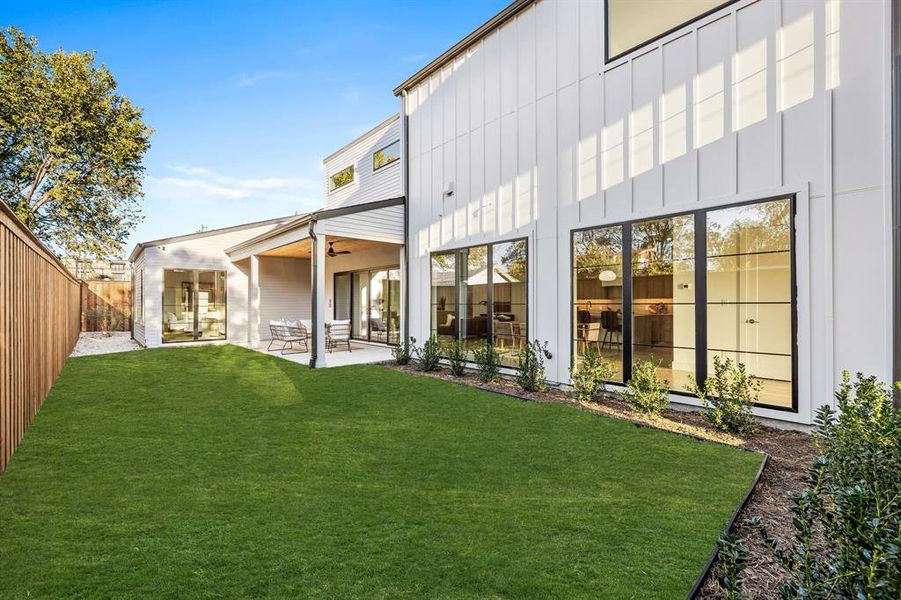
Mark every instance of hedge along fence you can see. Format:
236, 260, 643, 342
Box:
81, 280, 132, 332
0, 202, 81, 473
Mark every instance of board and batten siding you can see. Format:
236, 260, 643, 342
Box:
324, 115, 403, 210
137, 222, 287, 348
403, 0, 892, 424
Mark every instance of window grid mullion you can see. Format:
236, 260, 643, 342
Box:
695, 211, 708, 389
622, 224, 633, 383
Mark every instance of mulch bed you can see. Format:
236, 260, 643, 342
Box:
385, 363, 818, 599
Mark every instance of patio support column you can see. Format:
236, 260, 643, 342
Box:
399, 245, 407, 342
249, 254, 261, 347
310, 228, 327, 368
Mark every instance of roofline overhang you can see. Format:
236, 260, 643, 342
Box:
128, 214, 294, 263
224, 196, 406, 259
393, 0, 534, 96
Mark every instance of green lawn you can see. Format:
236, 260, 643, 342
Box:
0, 345, 762, 598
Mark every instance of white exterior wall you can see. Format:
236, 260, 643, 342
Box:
258, 256, 311, 341
137, 222, 285, 348
403, 0, 893, 424
316, 205, 405, 243
132, 252, 146, 346
324, 116, 403, 210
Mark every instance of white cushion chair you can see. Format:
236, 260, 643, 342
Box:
326, 319, 352, 353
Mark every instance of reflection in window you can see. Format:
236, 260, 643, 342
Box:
573, 226, 624, 382
632, 215, 696, 392
825, 0, 841, 90
606, 0, 732, 60
629, 103, 654, 177
732, 39, 768, 131
707, 198, 793, 408
602, 119, 624, 190
431, 253, 457, 341
373, 140, 400, 171
694, 63, 724, 148
660, 84, 687, 163
430, 240, 528, 367
329, 165, 354, 192
492, 240, 528, 367
162, 269, 226, 343
570, 197, 795, 410
777, 13, 814, 111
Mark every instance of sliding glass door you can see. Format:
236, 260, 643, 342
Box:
335, 266, 400, 345
162, 269, 227, 343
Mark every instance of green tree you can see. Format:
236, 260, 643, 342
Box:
0, 27, 152, 257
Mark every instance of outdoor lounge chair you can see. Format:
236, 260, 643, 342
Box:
326, 320, 352, 353
267, 319, 309, 354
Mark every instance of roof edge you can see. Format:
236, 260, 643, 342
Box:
128, 214, 295, 262
393, 0, 534, 96
322, 113, 400, 165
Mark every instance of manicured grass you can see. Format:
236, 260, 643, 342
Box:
0, 345, 762, 598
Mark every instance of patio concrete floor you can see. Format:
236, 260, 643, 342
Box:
244, 340, 394, 368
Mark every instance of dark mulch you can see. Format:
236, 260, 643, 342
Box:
386, 363, 818, 599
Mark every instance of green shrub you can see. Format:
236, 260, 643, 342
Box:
714, 534, 749, 600
689, 355, 760, 433
471, 339, 501, 383
446, 339, 467, 377
570, 346, 615, 402
516, 340, 550, 392
391, 337, 414, 365
414, 335, 441, 372
746, 371, 901, 599
624, 360, 669, 415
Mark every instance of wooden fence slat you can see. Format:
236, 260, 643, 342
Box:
80, 280, 132, 332
0, 203, 81, 473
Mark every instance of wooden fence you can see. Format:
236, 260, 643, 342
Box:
0, 202, 81, 473
81, 280, 132, 332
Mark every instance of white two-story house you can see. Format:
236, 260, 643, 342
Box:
396, 0, 898, 426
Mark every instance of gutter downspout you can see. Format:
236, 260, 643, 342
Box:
402, 90, 411, 344
309, 217, 319, 369
893, 0, 901, 406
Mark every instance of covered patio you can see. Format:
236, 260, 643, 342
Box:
225, 198, 405, 368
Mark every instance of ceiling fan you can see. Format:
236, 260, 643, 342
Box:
327, 241, 351, 257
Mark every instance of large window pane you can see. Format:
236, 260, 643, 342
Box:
352, 271, 368, 340
607, 0, 732, 59
387, 269, 401, 345
632, 215, 695, 392
196, 271, 226, 341
707, 197, 793, 408
369, 270, 389, 344
460, 246, 489, 353
162, 269, 227, 343
431, 253, 457, 342
573, 226, 624, 382
493, 240, 528, 367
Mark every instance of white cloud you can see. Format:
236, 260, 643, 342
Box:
402, 52, 429, 64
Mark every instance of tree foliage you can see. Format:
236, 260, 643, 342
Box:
0, 27, 152, 257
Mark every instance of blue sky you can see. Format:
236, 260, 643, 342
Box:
4, 0, 508, 255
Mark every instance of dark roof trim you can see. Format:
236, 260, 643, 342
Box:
128, 214, 294, 262
323, 114, 400, 164
314, 196, 405, 221
393, 0, 534, 96
224, 197, 406, 256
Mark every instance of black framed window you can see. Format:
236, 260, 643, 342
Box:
605, 0, 737, 63
572, 196, 796, 411
328, 165, 354, 192
373, 140, 400, 171
431, 239, 528, 368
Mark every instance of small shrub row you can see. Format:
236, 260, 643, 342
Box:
715, 371, 901, 599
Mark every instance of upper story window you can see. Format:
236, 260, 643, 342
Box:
328, 165, 354, 192
111, 262, 125, 273
606, 0, 735, 62
373, 140, 400, 172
